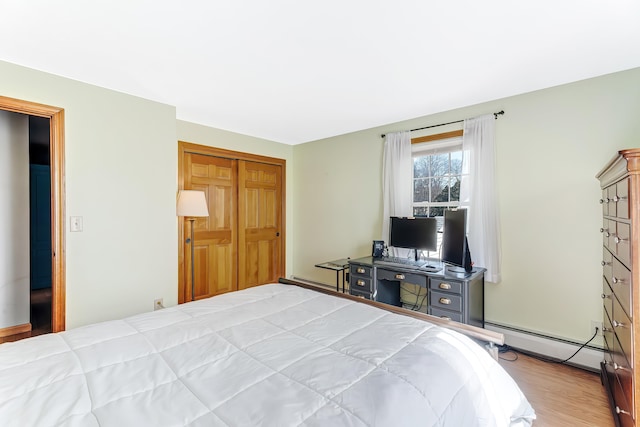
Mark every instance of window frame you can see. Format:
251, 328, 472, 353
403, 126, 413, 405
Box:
411, 135, 464, 218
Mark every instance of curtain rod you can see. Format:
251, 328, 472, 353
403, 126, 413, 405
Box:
380, 110, 504, 138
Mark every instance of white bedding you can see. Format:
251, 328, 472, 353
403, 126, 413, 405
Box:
0, 284, 535, 426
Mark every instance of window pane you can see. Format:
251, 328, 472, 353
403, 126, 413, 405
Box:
413, 157, 429, 178
450, 176, 460, 201
413, 206, 428, 217
451, 151, 462, 175
429, 177, 445, 203
429, 153, 449, 177
413, 178, 429, 202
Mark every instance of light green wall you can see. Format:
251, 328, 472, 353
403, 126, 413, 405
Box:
176, 120, 294, 277
293, 67, 640, 344
0, 60, 292, 330
0, 60, 178, 328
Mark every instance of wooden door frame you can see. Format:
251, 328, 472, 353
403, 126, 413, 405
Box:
0, 95, 66, 332
178, 141, 286, 304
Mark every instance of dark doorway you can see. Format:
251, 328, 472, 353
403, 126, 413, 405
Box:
29, 116, 52, 337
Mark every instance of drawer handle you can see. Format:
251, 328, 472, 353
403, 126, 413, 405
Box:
612, 276, 625, 284
601, 260, 611, 267
439, 297, 451, 305
616, 406, 631, 416
612, 320, 626, 328
614, 236, 627, 244
395, 274, 405, 280
600, 227, 608, 233
356, 279, 365, 287
600, 198, 610, 204
439, 283, 451, 290
356, 267, 365, 274
601, 293, 611, 299
440, 316, 451, 320
613, 362, 629, 371
613, 195, 620, 203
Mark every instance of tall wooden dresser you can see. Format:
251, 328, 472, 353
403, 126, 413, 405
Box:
598, 149, 640, 427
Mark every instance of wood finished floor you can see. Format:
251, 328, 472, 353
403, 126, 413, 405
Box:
499, 350, 614, 427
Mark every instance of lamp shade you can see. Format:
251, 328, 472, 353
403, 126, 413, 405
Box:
176, 190, 209, 217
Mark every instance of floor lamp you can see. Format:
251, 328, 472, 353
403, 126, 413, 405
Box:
177, 190, 209, 301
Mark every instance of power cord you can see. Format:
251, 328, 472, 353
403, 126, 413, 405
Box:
498, 327, 599, 365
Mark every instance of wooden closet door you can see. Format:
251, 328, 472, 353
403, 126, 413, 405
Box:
184, 153, 237, 300
238, 160, 283, 289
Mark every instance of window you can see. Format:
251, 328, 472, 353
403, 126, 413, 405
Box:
412, 137, 464, 231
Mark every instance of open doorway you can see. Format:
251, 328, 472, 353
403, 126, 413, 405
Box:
0, 96, 65, 341
29, 116, 52, 337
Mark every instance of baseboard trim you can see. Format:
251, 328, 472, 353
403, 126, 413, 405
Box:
485, 322, 603, 372
0, 322, 32, 338
290, 276, 336, 291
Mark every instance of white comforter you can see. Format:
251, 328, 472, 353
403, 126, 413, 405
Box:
0, 284, 535, 426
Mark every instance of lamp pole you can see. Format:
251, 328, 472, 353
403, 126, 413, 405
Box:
188, 218, 196, 301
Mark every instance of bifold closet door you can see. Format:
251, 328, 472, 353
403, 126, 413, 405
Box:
237, 160, 283, 289
184, 153, 238, 300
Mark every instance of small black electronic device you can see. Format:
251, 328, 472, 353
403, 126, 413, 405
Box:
441, 208, 473, 273
372, 240, 385, 258
389, 216, 437, 261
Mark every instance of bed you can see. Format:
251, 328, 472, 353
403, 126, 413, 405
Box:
0, 281, 535, 426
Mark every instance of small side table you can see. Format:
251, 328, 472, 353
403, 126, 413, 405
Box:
315, 258, 350, 293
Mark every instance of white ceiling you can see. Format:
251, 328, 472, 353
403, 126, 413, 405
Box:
1, 1, 639, 145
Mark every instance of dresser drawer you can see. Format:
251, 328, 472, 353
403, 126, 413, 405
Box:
377, 268, 427, 287
614, 221, 631, 267
430, 290, 462, 312
608, 185, 618, 217
603, 308, 614, 353
611, 257, 632, 319
351, 276, 373, 292
612, 294, 633, 366
616, 178, 630, 220
350, 264, 372, 277
611, 366, 634, 425
603, 279, 614, 323
349, 287, 373, 301
602, 219, 613, 248
606, 219, 619, 253
601, 188, 611, 216
429, 278, 462, 295
430, 307, 463, 322
602, 247, 613, 284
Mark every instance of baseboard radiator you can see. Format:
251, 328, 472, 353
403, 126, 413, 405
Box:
485, 322, 603, 372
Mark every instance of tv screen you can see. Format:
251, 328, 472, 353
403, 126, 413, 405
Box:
389, 217, 437, 252
441, 209, 472, 273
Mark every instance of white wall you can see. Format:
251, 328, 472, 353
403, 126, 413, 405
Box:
0, 110, 29, 329
292, 67, 640, 345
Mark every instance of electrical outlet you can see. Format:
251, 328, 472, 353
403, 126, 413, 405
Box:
154, 298, 164, 311
591, 320, 603, 334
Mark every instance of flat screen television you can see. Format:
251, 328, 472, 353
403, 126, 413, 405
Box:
389, 217, 437, 261
441, 209, 473, 273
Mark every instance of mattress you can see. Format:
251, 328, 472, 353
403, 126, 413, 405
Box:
0, 283, 535, 426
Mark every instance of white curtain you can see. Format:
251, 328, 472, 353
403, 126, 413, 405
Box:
382, 131, 412, 256
460, 114, 502, 283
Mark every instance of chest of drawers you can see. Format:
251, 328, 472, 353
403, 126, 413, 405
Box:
597, 149, 640, 427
